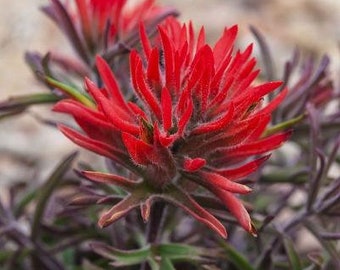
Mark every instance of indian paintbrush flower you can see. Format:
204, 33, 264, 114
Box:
54, 17, 291, 238
42, 0, 177, 64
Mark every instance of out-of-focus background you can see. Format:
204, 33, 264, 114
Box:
0, 0, 339, 185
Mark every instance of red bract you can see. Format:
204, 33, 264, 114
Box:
43, 0, 177, 63
54, 18, 291, 238
75, 0, 173, 44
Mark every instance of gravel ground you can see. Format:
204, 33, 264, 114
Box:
0, 0, 339, 186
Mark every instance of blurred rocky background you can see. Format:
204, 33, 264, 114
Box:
1, 0, 339, 186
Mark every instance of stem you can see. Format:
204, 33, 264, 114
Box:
140, 201, 166, 270
146, 201, 166, 244
255, 210, 309, 269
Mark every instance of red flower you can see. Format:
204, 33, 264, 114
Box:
43, 0, 177, 63
75, 0, 174, 45
54, 18, 290, 238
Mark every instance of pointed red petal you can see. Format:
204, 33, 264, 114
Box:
223, 130, 292, 158
192, 103, 234, 135
139, 23, 152, 58
183, 157, 206, 172
154, 124, 176, 147
127, 102, 148, 119
245, 114, 271, 142
147, 48, 161, 84
161, 87, 172, 131
212, 188, 256, 235
54, 91, 127, 145
75, 0, 92, 40
177, 98, 193, 136
58, 125, 125, 164
196, 27, 206, 52
122, 132, 153, 165
95, 56, 129, 112
248, 81, 283, 101
213, 25, 237, 68
200, 171, 252, 194
53, 99, 111, 131
217, 155, 270, 180
159, 27, 174, 89
130, 51, 162, 120
84, 78, 139, 135
257, 87, 288, 115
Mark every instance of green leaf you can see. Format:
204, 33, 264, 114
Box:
14, 188, 38, 217
219, 241, 255, 270
0, 93, 60, 120
45, 76, 95, 108
62, 248, 76, 270
91, 242, 151, 267
283, 237, 303, 270
160, 258, 176, 270
155, 243, 202, 261
0, 93, 60, 110
263, 114, 304, 137
147, 257, 161, 270
31, 151, 78, 240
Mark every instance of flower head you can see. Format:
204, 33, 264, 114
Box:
43, 0, 177, 63
54, 18, 290, 238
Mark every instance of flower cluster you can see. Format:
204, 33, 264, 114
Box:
54, 17, 290, 238
43, 0, 177, 64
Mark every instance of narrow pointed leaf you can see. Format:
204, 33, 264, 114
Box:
46, 76, 95, 108
200, 172, 252, 194
81, 171, 139, 191
217, 155, 270, 180
0, 93, 60, 111
140, 196, 154, 222
91, 242, 151, 267
159, 258, 176, 270
219, 241, 255, 270
283, 237, 303, 270
161, 184, 227, 238
98, 188, 149, 228
263, 114, 304, 137
32, 151, 78, 240
156, 243, 203, 261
